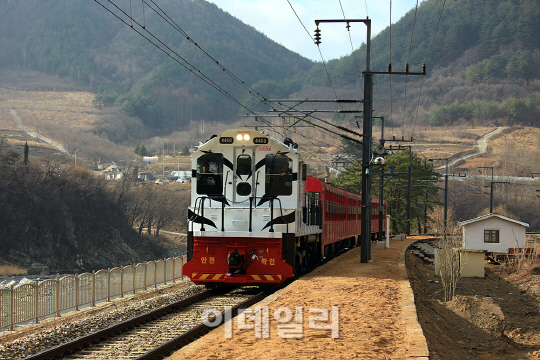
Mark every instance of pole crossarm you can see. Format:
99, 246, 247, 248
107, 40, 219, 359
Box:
268, 109, 362, 114
265, 99, 363, 103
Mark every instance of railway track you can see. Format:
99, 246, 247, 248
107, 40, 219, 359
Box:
24, 286, 268, 360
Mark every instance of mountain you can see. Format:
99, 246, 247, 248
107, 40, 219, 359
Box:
255, 0, 540, 129
0, 0, 313, 130
1, 0, 539, 133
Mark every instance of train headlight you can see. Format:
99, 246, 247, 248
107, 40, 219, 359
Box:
235, 133, 251, 141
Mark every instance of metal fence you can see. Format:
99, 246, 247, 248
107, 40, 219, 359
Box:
0, 256, 186, 331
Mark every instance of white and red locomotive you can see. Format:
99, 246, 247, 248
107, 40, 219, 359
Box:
183, 129, 386, 286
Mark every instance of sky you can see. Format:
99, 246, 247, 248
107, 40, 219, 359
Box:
205, 0, 424, 61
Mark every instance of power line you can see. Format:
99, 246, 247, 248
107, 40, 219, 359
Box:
286, 0, 359, 129
338, 0, 364, 97
412, 0, 447, 137
96, 0, 361, 145
401, 0, 419, 138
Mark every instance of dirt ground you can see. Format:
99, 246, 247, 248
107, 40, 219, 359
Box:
171, 236, 540, 360
407, 249, 540, 360
171, 237, 424, 360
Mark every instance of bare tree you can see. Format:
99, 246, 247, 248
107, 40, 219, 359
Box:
431, 206, 463, 302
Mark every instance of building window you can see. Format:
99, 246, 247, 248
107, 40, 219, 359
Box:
484, 229, 499, 243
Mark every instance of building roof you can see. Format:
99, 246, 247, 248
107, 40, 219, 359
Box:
458, 213, 529, 228
99, 161, 127, 166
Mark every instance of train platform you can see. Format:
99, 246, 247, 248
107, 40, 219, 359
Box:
170, 236, 430, 360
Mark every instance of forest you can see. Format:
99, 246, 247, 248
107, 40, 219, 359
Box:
1, 0, 539, 133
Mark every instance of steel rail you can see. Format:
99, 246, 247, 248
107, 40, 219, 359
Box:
22, 290, 215, 360
135, 289, 269, 360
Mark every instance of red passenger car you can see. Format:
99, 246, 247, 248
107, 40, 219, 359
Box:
305, 176, 386, 258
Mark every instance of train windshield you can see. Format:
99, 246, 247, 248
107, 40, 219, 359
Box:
265, 154, 293, 196
196, 153, 224, 195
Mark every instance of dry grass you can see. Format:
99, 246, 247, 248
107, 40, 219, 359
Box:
1, 86, 539, 180
502, 235, 540, 282
0, 265, 28, 276
412, 124, 490, 144
503, 255, 540, 283
0, 88, 100, 131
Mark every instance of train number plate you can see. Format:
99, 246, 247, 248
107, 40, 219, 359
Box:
219, 137, 234, 144
253, 137, 269, 144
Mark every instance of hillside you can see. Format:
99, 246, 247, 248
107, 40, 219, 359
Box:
0, 0, 313, 130
255, 0, 540, 135
0, 151, 169, 273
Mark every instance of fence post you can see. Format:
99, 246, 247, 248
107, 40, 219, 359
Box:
173, 258, 176, 283
92, 271, 96, 307
181, 256, 184, 279
10, 285, 14, 331
121, 268, 124, 298
144, 264, 147, 291
107, 269, 111, 302
133, 267, 136, 295
35, 282, 39, 324
164, 259, 167, 286
154, 261, 157, 290
76, 275, 80, 311
56, 276, 60, 317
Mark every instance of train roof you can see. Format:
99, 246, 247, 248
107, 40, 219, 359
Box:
194, 128, 300, 157
306, 175, 385, 204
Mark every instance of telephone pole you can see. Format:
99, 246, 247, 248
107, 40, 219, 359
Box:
314, 19, 425, 263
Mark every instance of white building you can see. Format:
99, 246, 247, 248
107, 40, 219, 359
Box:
458, 214, 529, 253
171, 170, 191, 181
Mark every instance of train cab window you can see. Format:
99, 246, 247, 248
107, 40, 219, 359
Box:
265, 154, 293, 196
236, 154, 252, 177
197, 153, 223, 195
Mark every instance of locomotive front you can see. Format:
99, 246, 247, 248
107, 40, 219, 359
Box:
182, 129, 319, 285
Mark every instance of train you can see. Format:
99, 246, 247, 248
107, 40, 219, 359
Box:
182, 128, 386, 285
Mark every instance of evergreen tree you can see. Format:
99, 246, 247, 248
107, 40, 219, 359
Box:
134, 143, 140, 156
332, 149, 442, 235
139, 145, 148, 157
23, 142, 28, 165
181, 144, 190, 156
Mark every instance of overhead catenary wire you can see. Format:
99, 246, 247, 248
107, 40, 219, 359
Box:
401, 0, 419, 137
96, 0, 361, 145
338, 0, 364, 97
287, 0, 359, 130
411, 0, 447, 138
141, 0, 363, 140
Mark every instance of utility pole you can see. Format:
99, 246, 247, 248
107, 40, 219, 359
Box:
162, 147, 165, 181
478, 167, 494, 213
389, 145, 413, 236
314, 18, 425, 263
429, 158, 449, 239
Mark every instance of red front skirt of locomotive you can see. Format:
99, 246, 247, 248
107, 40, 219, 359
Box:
182, 236, 293, 285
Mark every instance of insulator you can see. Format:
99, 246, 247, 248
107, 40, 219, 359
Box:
422, 64, 426, 75
388, 63, 392, 72
405, 64, 409, 73
314, 27, 321, 44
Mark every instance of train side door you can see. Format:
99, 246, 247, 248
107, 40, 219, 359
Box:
233, 147, 255, 204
